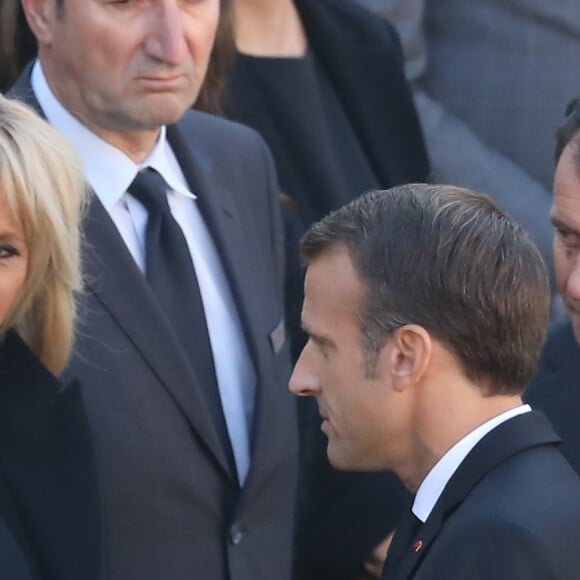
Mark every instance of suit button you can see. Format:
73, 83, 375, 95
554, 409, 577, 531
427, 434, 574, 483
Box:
230, 524, 244, 545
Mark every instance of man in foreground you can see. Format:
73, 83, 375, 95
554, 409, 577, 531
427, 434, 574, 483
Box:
291, 183, 580, 579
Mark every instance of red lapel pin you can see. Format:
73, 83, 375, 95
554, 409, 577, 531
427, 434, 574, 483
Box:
412, 539, 423, 553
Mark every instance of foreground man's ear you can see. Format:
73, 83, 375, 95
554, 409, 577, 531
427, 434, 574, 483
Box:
388, 324, 432, 391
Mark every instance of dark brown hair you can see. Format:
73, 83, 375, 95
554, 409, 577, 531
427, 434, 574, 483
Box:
554, 98, 580, 174
301, 184, 550, 395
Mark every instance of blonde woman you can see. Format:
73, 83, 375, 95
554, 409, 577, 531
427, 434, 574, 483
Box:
0, 95, 98, 580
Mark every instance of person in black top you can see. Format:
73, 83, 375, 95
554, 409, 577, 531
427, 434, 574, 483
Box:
221, 0, 429, 577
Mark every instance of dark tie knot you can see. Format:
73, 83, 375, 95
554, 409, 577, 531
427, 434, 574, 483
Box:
128, 168, 171, 215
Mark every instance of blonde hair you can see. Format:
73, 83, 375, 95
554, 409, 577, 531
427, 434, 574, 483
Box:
0, 95, 87, 374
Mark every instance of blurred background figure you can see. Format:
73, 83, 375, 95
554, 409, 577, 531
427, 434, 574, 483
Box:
527, 98, 580, 477
226, 0, 428, 229
357, 0, 580, 299
0, 94, 97, 580
210, 0, 429, 578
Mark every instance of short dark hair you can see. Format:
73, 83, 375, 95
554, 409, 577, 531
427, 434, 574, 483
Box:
555, 98, 580, 173
301, 184, 550, 395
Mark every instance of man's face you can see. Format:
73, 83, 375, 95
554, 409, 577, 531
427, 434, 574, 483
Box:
552, 142, 580, 344
289, 245, 406, 471
33, 0, 219, 142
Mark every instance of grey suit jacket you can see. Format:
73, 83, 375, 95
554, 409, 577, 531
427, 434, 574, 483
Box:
382, 412, 580, 580
356, 0, 580, 281
10, 68, 298, 580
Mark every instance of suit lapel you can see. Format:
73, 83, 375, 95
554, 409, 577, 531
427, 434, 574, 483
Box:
167, 124, 264, 405
83, 197, 232, 476
388, 412, 561, 580
168, 123, 289, 482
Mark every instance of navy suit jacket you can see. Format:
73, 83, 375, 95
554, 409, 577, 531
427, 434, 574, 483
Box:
526, 321, 580, 473
10, 66, 298, 580
382, 411, 580, 580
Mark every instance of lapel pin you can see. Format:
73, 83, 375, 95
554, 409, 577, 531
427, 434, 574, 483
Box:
412, 539, 423, 553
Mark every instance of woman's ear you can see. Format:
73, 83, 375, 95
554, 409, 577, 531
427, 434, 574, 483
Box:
388, 324, 432, 391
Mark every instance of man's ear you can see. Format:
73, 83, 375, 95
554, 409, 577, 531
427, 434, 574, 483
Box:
21, 0, 57, 46
387, 325, 431, 391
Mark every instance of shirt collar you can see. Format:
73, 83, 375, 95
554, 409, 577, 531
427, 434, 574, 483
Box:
412, 404, 531, 523
31, 60, 194, 211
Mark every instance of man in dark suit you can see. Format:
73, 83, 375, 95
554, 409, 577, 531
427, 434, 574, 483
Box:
290, 183, 580, 580
10, 1, 298, 579
526, 98, 580, 474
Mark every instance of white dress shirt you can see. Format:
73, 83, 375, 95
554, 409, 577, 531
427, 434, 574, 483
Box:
32, 61, 254, 484
413, 404, 532, 522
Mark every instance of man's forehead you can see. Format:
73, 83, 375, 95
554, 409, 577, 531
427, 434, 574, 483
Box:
303, 246, 364, 325
305, 245, 361, 293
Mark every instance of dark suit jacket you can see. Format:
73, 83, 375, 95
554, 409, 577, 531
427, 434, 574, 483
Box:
226, 1, 427, 577
0, 330, 99, 580
382, 411, 580, 580
526, 321, 580, 473
10, 67, 298, 580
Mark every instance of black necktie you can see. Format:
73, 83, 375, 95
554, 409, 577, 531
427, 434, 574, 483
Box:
382, 508, 422, 579
128, 169, 232, 458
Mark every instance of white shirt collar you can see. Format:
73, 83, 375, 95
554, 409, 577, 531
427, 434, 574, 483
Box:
31, 60, 194, 210
412, 404, 531, 523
